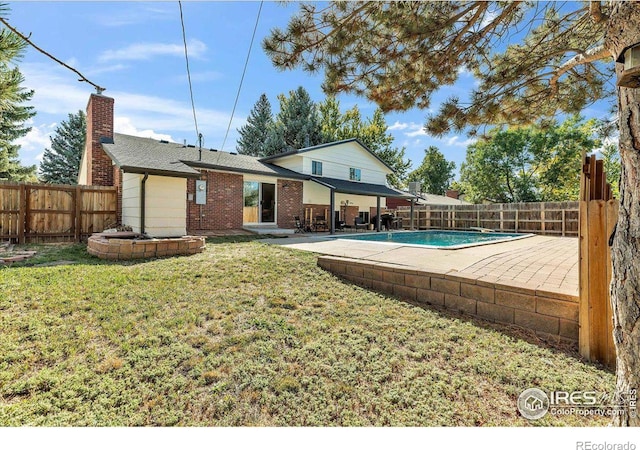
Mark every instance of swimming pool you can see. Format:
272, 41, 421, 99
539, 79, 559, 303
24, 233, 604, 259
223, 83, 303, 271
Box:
334, 230, 533, 249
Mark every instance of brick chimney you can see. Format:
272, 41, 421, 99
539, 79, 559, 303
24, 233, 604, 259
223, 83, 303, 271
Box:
85, 94, 114, 186
445, 189, 459, 199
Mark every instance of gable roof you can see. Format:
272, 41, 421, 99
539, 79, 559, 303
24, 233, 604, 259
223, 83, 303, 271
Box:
259, 138, 395, 172
101, 133, 307, 179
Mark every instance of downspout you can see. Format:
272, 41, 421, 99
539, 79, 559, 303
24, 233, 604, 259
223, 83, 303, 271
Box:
141, 172, 149, 235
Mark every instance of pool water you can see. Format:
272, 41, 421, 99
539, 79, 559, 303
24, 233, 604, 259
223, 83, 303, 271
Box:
334, 230, 533, 249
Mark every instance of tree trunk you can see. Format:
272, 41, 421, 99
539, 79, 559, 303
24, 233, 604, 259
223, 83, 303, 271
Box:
606, 1, 640, 427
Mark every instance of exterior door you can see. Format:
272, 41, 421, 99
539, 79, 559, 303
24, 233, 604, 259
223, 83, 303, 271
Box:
260, 183, 275, 223
243, 181, 276, 224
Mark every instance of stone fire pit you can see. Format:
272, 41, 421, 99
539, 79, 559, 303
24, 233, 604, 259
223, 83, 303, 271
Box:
87, 232, 205, 261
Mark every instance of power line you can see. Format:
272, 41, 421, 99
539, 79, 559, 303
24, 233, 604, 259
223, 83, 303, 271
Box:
179, 1, 200, 143
0, 17, 105, 93
221, 1, 263, 151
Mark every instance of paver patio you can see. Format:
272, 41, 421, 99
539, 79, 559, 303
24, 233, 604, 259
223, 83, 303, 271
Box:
264, 233, 578, 297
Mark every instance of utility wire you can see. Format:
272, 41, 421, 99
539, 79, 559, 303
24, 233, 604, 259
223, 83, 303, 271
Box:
221, 0, 263, 151
179, 1, 200, 143
0, 17, 105, 93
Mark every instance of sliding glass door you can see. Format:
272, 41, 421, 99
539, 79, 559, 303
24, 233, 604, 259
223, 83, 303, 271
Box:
243, 181, 276, 224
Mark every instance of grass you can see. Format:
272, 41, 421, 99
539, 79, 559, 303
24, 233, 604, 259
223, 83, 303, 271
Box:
0, 240, 615, 426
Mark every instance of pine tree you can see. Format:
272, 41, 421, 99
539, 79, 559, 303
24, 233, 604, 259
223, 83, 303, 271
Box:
267, 86, 322, 154
0, 18, 37, 181
236, 93, 274, 156
39, 110, 86, 184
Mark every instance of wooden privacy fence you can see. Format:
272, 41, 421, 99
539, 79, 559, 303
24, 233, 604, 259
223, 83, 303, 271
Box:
394, 201, 579, 236
579, 154, 618, 368
0, 182, 117, 243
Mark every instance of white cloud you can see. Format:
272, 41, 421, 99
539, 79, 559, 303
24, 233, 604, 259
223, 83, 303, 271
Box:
388, 121, 409, 131
16, 122, 55, 153
93, 5, 174, 27
15, 122, 57, 168
444, 136, 477, 148
20, 62, 243, 154
388, 121, 428, 137
114, 117, 174, 142
98, 39, 207, 63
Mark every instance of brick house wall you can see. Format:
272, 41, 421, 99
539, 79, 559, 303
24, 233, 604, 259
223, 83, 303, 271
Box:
86, 94, 114, 186
187, 171, 244, 232
277, 180, 303, 229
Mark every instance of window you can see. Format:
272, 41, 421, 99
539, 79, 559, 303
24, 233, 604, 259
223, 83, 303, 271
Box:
349, 168, 361, 181
312, 160, 323, 176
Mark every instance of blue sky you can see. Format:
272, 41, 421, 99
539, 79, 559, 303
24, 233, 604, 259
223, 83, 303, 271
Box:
8, 1, 610, 178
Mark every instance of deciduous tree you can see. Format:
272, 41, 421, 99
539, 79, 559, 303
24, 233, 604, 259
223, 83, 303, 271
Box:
408, 146, 455, 195
459, 117, 599, 203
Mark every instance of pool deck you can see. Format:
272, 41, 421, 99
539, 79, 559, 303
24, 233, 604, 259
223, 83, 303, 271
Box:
262, 232, 578, 297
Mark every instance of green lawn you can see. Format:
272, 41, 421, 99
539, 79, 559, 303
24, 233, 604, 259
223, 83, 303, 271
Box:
0, 239, 614, 426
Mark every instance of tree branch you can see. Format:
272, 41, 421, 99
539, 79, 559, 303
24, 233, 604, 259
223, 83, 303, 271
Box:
0, 17, 105, 93
549, 44, 611, 92
589, 1, 608, 24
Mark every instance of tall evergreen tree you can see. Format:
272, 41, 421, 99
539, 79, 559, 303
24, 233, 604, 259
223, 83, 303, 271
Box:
236, 93, 274, 156
0, 11, 37, 181
408, 146, 456, 195
265, 86, 322, 155
39, 110, 86, 184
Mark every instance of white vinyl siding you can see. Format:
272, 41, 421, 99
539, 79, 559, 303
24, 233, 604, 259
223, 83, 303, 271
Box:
267, 141, 391, 185
302, 180, 386, 209
122, 173, 186, 237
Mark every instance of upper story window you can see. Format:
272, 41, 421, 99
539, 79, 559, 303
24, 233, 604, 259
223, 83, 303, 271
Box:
349, 168, 361, 182
312, 160, 323, 176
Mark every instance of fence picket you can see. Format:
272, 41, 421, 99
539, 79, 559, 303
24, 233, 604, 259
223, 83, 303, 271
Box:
0, 182, 117, 243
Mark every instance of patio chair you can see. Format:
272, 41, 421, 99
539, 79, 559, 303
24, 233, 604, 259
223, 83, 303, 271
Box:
354, 217, 368, 232
334, 215, 347, 232
294, 216, 306, 233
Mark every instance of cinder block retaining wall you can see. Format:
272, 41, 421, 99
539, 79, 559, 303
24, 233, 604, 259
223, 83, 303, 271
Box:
317, 256, 579, 345
88, 235, 205, 260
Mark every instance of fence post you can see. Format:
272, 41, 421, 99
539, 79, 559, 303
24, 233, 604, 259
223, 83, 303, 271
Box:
74, 185, 82, 242
579, 153, 617, 368
499, 204, 504, 232
17, 184, 26, 244
515, 208, 519, 233
540, 203, 546, 234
